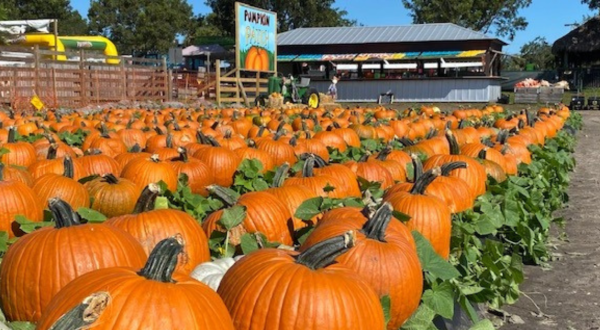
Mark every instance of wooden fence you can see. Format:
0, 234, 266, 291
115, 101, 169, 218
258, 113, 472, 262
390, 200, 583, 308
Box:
215, 59, 270, 106
0, 46, 171, 111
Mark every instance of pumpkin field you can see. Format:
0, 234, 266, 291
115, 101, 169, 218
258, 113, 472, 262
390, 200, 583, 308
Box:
0, 103, 581, 329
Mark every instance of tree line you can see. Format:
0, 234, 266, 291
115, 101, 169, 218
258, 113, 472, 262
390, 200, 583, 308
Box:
0, 0, 597, 66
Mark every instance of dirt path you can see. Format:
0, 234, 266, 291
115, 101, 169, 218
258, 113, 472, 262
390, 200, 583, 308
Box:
500, 111, 600, 330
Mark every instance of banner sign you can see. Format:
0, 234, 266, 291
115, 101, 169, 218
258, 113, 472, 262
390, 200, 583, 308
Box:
236, 2, 277, 72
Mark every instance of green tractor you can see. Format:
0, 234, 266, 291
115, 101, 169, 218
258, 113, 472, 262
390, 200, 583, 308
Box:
255, 74, 320, 108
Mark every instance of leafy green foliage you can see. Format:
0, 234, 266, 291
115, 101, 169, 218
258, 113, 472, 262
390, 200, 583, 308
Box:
232, 159, 272, 194
88, 0, 193, 54
58, 129, 88, 148
401, 0, 532, 41
158, 175, 223, 222
14, 215, 53, 234
77, 207, 107, 223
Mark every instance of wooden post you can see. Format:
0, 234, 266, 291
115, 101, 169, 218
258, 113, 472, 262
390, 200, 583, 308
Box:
79, 49, 87, 106
167, 69, 173, 102
51, 68, 57, 108
121, 59, 127, 100
131, 68, 136, 102
216, 60, 221, 106
162, 58, 169, 102
95, 68, 100, 104
235, 68, 241, 105
256, 71, 260, 97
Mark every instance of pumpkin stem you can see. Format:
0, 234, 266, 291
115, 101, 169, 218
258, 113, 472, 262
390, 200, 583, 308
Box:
102, 173, 119, 184
63, 156, 75, 179
86, 148, 102, 156
398, 137, 414, 147
47, 143, 59, 160
376, 146, 392, 161
276, 120, 286, 133
410, 153, 423, 181
133, 184, 160, 213
207, 185, 239, 206
440, 161, 467, 176
445, 130, 460, 155
296, 231, 356, 270
196, 130, 208, 144
165, 134, 174, 148
288, 136, 297, 147
50, 198, 82, 228
130, 143, 142, 153
48, 292, 111, 330
477, 148, 488, 160
361, 203, 393, 242
301, 156, 316, 177
358, 153, 369, 162
7, 126, 16, 143
138, 235, 184, 283
257, 125, 267, 137
150, 154, 161, 163
273, 130, 285, 141
272, 163, 290, 188
410, 168, 440, 195
175, 147, 189, 162
206, 136, 221, 147
458, 119, 467, 129
0, 163, 4, 181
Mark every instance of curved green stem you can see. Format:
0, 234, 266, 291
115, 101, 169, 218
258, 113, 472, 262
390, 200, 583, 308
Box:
296, 231, 355, 270
63, 156, 75, 179
445, 130, 460, 155
133, 184, 160, 213
441, 161, 467, 176
49, 292, 110, 330
272, 163, 290, 188
207, 185, 239, 206
138, 236, 183, 283
50, 198, 82, 228
102, 173, 119, 184
410, 168, 440, 195
361, 203, 393, 242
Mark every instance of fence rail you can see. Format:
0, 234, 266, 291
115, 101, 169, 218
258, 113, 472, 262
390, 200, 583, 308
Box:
0, 46, 171, 110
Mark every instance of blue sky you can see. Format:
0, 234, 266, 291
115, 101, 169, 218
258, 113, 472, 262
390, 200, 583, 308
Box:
71, 0, 594, 54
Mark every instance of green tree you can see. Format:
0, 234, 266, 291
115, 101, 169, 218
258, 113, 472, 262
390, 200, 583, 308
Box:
2, 0, 89, 35
401, 0, 532, 41
519, 36, 555, 70
582, 0, 600, 10
205, 0, 356, 37
88, 0, 193, 55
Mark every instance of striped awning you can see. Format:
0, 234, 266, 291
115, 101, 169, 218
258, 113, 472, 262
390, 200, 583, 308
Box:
277, 54, 298, 62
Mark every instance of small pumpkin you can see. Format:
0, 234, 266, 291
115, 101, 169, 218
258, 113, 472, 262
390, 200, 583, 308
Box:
190, 256, 244, 291
85, 174, 142, 217
0, 163, 43, 237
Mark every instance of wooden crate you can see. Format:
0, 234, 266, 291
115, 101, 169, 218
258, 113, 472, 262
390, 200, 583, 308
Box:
514, 87, 539, 104
538, 87, 564, 104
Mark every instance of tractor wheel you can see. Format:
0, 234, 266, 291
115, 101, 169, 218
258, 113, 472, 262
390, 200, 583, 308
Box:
255, 94, 268, 107
304, 89, 320, 108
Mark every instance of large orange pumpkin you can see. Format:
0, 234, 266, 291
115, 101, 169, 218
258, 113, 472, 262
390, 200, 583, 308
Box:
0, 198, 146, 322
106, 184, 210, 274
37, 236, 235, 330
301, 204, 423, 329
217, 232, 386, 330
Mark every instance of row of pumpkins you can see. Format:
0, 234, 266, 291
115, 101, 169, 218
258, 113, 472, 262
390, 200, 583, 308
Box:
0, 104, 569, 329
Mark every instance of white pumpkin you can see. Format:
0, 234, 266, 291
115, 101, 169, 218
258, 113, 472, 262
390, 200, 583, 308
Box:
191, 256, 244, 291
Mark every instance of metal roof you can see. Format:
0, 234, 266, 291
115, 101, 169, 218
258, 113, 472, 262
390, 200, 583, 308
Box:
278, 24, 507, 46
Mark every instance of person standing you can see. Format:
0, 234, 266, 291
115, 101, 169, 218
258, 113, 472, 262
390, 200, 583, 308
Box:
328, 76, 338, 101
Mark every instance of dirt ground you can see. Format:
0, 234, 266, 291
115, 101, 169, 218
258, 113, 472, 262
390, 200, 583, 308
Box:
498, 111, 600, 330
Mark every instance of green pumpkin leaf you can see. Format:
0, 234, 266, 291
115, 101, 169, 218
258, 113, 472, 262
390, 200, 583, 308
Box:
392, 210, 411, 223
412, 231, 459, 280
380, 295, 392, 326
154, 196, 170, 210
15, 215, 53, 234
0, 231, 8, 253
468, 319, 495, 330
0, 148, 9, 157
240, 233, 260, 255
422, 282, 455, 319
76, 207, 107, 223
7, 321, 36, 330
219, 205, 247, 230
400, 304, 437, 330
294, 197, 324, 221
